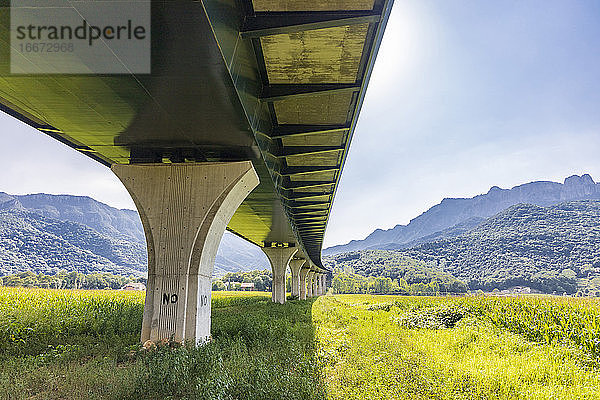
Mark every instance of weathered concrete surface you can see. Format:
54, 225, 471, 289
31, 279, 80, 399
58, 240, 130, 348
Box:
263, 247, 298, 304
112, 162, 258, 344
261, 24, 369, 85
252, 0, 375, 12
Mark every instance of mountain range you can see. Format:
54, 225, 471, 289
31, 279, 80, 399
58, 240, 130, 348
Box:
0, 192, 268, 277
399, 200, 600, 294
2, 173, 598, 288
325, 174, 600, 255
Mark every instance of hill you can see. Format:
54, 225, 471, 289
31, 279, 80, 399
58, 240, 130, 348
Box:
325, 174, 600, 255
0, 192, 268, 277
398, 200, 600, 294
323, 250, 467, 293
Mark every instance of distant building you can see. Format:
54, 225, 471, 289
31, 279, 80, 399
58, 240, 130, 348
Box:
121, 282, 146, 291
240, 282, 255, 291
498, 286, 535, 296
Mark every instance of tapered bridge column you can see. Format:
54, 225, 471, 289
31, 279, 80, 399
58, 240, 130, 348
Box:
320, 274, 327, 295
289, 258, 306, 299
317, 273, 324, 295
307, 270, 315, 297
263, 246, 298, 304
299, 266, 310, 300
314, 273, 320, 296
316, 273, 322, 296
112, 162, 259, 345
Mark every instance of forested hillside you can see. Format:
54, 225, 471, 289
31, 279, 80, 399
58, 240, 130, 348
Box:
0, 209, 145, 276
400, 201, 600, 294
324, 250, 467, 293
0, 192, 268, 277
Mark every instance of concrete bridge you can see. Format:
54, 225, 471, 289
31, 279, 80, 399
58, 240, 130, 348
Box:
0, 0, 392, 344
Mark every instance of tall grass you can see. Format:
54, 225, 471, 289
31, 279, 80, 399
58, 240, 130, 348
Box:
340, 294, 600, 357
3, 288, 600, 399
0, 288, 323, 400
316, 295, 600, 400
0, 287, 143, 357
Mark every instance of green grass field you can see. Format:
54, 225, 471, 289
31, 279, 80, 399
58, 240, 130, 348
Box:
1, 288, 600, 399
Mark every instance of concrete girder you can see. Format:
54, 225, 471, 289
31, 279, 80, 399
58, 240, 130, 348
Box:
112, 162, 259, 345
263, 247, 298, 304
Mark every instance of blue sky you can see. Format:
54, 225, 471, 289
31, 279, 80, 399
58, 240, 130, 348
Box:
1, 0, 599, 248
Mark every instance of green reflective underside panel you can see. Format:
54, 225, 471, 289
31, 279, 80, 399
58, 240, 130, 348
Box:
0, 0, 393, 267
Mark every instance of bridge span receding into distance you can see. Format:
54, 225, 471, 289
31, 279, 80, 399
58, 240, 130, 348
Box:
0, 0, 393, 344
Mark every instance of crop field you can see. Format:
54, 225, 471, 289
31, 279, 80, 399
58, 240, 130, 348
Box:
1, 288, 600, 399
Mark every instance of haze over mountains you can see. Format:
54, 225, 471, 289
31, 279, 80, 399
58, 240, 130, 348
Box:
0, 193, 268, 277
325, 174, 600, 255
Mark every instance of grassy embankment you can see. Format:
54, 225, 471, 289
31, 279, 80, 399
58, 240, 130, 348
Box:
2, 288, 600, 399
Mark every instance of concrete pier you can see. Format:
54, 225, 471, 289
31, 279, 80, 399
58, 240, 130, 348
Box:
307, 270, 315, 297
112, 162, 258, 344
312, 272, 318, 297
299, 266, 310, 300
320, 274, 327, 295
288, 258, 306, 299
263, 247, 298, 304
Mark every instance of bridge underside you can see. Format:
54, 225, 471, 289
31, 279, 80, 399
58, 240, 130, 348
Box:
0, 0, 392, 268
0, 0, 392, 343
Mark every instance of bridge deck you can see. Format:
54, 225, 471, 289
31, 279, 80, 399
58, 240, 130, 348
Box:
0, 0, 393, 267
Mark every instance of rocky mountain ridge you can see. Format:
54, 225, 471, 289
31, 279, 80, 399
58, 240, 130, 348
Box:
398, 200, 600, 294
325, 174, 600, 255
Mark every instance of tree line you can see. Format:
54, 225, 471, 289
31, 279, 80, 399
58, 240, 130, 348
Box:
212, 270, 272, 291
331, 272, 463, 295
0, 271, 144, 290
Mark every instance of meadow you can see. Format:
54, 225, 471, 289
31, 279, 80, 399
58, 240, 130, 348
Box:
1, 288, 600, 399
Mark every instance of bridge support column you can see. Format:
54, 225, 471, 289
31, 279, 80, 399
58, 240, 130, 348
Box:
320, 274, 327, 295
263, 247, 298, 304
307, 270, 315, 297
312, 272, 319, 297
299, 266, 310, 300
289, 258, 306, 299
112, 162, 259, 345
316, 273, 321, 296
315, 273, 321, 296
